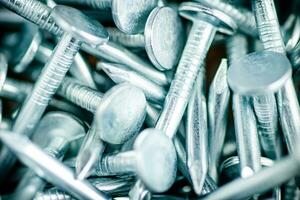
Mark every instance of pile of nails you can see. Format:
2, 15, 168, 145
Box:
0, 0, 300, 199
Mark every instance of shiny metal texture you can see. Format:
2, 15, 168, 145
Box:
0, 1, 300, 200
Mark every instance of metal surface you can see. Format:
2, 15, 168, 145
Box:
95, 128, 177, 193
156, 2, 236, 139
58, 80, 146, 179
186, 69, 208, 194
0, 131, 111, 200
11, 112, 85, 200
208, 59, 230, 180
0, 0, 299, 199
0, 6, 108, 181
99, 61, 166, 104
228, 51, 291, 95
144, 6, 185, 70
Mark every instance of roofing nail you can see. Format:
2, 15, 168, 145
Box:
155, 1, 236, 138
95, 128, 177, 193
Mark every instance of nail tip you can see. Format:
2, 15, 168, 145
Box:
75, 170, 86, 180
189, 164, 207, 195
75, 157, 95, 180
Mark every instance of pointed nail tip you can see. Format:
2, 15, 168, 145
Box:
75, 166, 88, 180
103, 65, 122, 75
75, 166, 84, 179
194, 187, 202, 196
189, 166, 207, 196
75, 162, 91, 180
191, 176, 205, 195
75, 172, 85, 180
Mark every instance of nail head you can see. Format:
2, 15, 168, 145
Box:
134, 128, 177, 192
228, 51, 292, 95
32, 112, 86, 148
51, 5, 109, 45
179, 2, 237, 35
145, 6, 186, 71
112, 0, 158, 34
96, 83, 146, 144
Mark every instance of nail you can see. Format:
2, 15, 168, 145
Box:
251, 0, 300, 155
13, 5, 107, 135
58, 79, 146, 178
11, 112, 85, 200
34, 175, 135, 199
228, 50, 291, 174
156, 1, 236, 138
228, 51, 292, 160
232, 94, 261, 177
0, 131, 111, 200
95, 128, 177, 193
251, 0, 288, 160
207, 59, 230, 180
186, 69, 208, 195
0, 0, 62, 35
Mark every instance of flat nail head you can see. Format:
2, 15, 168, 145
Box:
32, 112, 86, 147
133, 128, 177, 193
228, 51, 292, 95
51, 5, 109, 45
144, 6, 186, 71
179, 2, 237, 35
112, 0, 158, 34
96, 83, 147, 144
